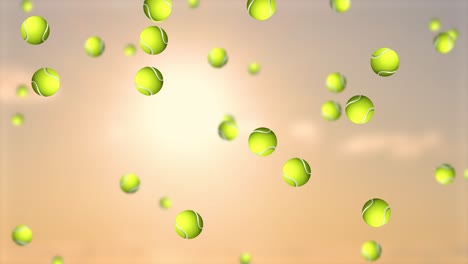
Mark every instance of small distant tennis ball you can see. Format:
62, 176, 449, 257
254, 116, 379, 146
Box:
21, 0, 33, 13
247, 0, 276, 21
84, 36, 105, 57
51, 256, 64, 264
218, 121, 239, 141
321, 100, 342, 121
12, 113, 25, 126
464, 169, 468, 180
175, 210, 203, 239
248, 62, 260, 75
345, 95, 374, 124
188, 0, 199, 8
282, 158, 311, 187
12, 225, 32, 246
248, 127, 277, 156
240, 252, 252, 264
330, 0, 351, 13
223, 114, 236, 123
120, 173, 140, 193
429, 18, 441, 32
433, 32, 455, 54
17, 84, 29, 98
31, 68, 60, 97
144, 0, 172, 22
159, 196, 172, 209
134, 67, 164, 96
446, 28, 459, 41
208, 48, 228, 68
435, 163, 456, 185
362, 198, 391, 228
326, 72, 346, 93
361, 240, 382, 261
21, 16, 50, 45
370, 48, 399, 77
124, 44, 137, 56
139, 26, 168, 55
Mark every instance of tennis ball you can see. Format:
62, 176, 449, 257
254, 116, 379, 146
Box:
248, 127, 277, 156
175, 210, 203, 239
326, 72, 346, 93
120, 173, 140, 193
361, 240, 382, 261
321, 100, 342, 121
208, 48, 228, 68
433, 32, 455, 54
240, 252, 252, 264
21, 0, 33, 13
17, 84, 29, 98
144, 0, 172, 22
21, 16, 50, 45
12, 113, 24, 126
247, 0, 276, 21
282, 158, 311, 187
134, 67, 164, 96
362, 198, 391, 228
218, 121, 239, 141
84, 36, 105, 57
429, 18, 441, 32
464, 169, 468, 180
188, 0, 199, 8
330, 0, 350, 13
435, 163, 455, 185
370, 48, 399, 77
51, 256, 64, 264
31, 67, 60, 97
345, 95, 374, 124
124, 44, 137, 56
223, 114, 236, 123
12, 225, 32, 246
446, 28, 459, 41
248, 62, 260, 75
159, 196, 172, 209
139, 26, 168, 55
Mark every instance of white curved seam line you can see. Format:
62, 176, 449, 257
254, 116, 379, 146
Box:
150, 67, 163, 82
371, 49, 390, 59
327, 82, 339, 92
221, 54, 228, 66
268, 0, 273, 15
44, 68, 59, 82
361, 199, 374, 216
163, 0, 172, 9
140, 38, 154, 54
257, 146, 275, 155
159, 27, 168, 44
378, 70, 396, 76
333, 102, 341, 112
143, 4, 155, 21
31, 81, 43, 96
360, 107, 374, 124
323, 112, 334, 121
283, 172, 298, 187
175, 224, 188, 239
300, 159, 311, 175
42, 23, 49, 42
345, 95, 362, 107
253, 129, 271, 134
135, 83, 153, 95
195, 213, 203, 229
23, 22, 29, 41
382, 206, 390, 225
247, 0, 255, 12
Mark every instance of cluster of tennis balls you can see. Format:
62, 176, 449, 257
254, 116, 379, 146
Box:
434, 163, 468, 185
429, 18, 459, 54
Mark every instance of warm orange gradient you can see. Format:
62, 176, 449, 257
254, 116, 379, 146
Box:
1, 0, 467, 263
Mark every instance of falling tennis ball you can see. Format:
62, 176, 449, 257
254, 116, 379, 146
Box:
31, 67, 60, 97
120, 173, 140, 194
248, 127, 277, 156
464, 169, 468, 180
433, 32, 455, 54
188, 0, 199, 8
435, 163, 456, 185
17, 84, 28, 98
51, 256, 64, 264
223, 114, 236, 123
139, 26, 168, 55
446, 28, 459, 41
11, 113, 24, 126
84, 36, 105, 57
208, 48, 228, 68
345, 95, 374, 124
330, 0, 350, 13
362, 198, 391, 228
361, 241, 382, 261
21, 0, 33, 13
218, 121, 239, 141
20, 16, 50, 45
321, 100, 342, 121
248, 62, 260, 75
326, 72, 346, 93
124, 44, 137, 56
159, 196, 172, 209
429, 18, 441, 32
175, 210, 203, 239
240, 252, 252, 264
247, 0, 276, 21
143, 0, 172, 22
12, 225, 32, 246
134, 67, 164, 96
282, 158, 311, 187
370, 48, 399, 77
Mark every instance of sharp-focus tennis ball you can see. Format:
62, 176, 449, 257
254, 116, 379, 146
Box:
240, 252, 252, 264
124, 44, 137, 56
321, 100, 342, 121
51, 256, 64, 264
143, 0, 172, 22
223, 114, 236, 123
17, 84, 29, 98
330, 0, 351, 13
370, 48, 399, 77
434, 32, 455, 54
84, 36, 105, 57
362, 198, 391, 228
345, 95, 374, 124
12, 113, 25, 126
134, 67, 164, 96
247, 0, 276, 21
12, 225, 32, 246
21, 0, 33, 13
139, 26, 168, 55
159, 196, 172, 209
248, 62, 260, 75
188, 0, 199, 8
248, 127, 277, 156
31, 67, 60, 97
21, 16, 50, 45
175, 210, 203, 239
120, 173, 140, 194
282, 158, 311, 187
208, 48, 228, 68
446, 28, 459, 41
218, 121, 239, 141
435, 163, 455, 185
326, 72, 346, 93
429, 18, 441, 32
361, 240, 382, 261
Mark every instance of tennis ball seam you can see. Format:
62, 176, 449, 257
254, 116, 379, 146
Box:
256, 146, 276, 155
22, 22, 30, 41
371, 48, 391, 59
300, 158, 311, 175
378, 70, 396, 76
31, 81, 43, 96
382, 206, 390, 225
150, 67, 163, 82
143, 4, 154, 21
139, 38, 154, 54
283, 172, 298, 187
158, 27, 168, 44
135, 83, 153, 95
360, 107, 375, 124
195, 212, 203, 229
361, 199, 374, 216
42, 23, 49, 42
175, 223, 188, 239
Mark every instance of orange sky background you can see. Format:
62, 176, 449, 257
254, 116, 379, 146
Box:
1, 0, 467, 263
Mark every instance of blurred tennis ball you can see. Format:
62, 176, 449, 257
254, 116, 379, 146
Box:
21, 0, 33, 13
124, 44, 137, 56
134, 67, 164, 96
435, 163, 455, 185
345, 95, 374, 124
159, 196, 172, 209
51, 256, 64, 264
326, 72, 346, 93
247, 0, 276, 21
361, 240, 382, 261
248, 127, 277, 156
11, 113, 24, 127
361, 198, 391, 228
188, 0, 199, 8
31, 67, 60, 97
223, 114, 236, 123
370, 48, 399, 77
21, 16, 50, 45
429, 18, 441, 32
12, 225, 32, 246
208, 48, 228, 68
464, 169, 468, 180
120, 173, 140, 194
143, 0, 172, 22
84, 36, 105, 57
248, 62, 260, 75
330, 0, 350, 13
446, 28, 459, 41
433, 32, 455, 54
17, 84, 29, 98
139, 26, 168, 55
240, 252, 252, 264
321, 100, 342, 121
282, 158, 311, 187
175, 210, 203, 239
218, 121, 239, 141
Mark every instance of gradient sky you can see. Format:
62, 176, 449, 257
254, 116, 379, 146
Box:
1, 0, 467, 263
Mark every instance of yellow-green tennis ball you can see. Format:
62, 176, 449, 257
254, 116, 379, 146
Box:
21, 16, 50, 45
139, 26, 168, 55
429, 18, 441, 32
12, 113, 25, 126
175, 210, 203, 239
31, 68, 60, 97
361, 241, 382, 261
464, 169, 468, 180
248, 62, 260, 75
144, 0, 172, 22
282, 158, 311, 187
223, 114, 236, 123
159, 196, 172, 209
21, 0, 33, 13
446, 28, 459, 42
330, 0, 351, 13
240, 252, 252, 264
321, 100, 342, 121
361, 198, 391, 228
120, 173, 140, 193
134, 67, 164, 96
218, 121, 239, 141
17, 84, 29, 98
433, 32, 455, 54
248, 127, 277, 156
208, 48, 228, 68
51, 256, 64, 264
370, 48, 399, 77
84, 36, 105, 57
326, 72, 346, 93
435, 163, 455, 185
247, 0, 276, 21
12, 225, 32, 246
188, 0, 199, 8
345, 95, 374, 124
124, 44, 137, 56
